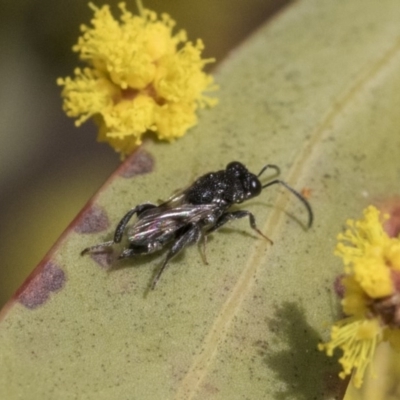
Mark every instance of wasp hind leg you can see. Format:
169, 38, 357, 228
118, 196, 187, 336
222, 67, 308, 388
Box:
118, 247, 145, 259
199, 234, 209, 265
81, 203, 156, 256
118, 241, 163, 260
151, 223, 202, 290
113, 203, 156, 243
80, 240, 115, 255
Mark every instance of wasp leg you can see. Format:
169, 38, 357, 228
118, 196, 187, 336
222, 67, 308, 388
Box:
81, 240, 115, 255
151, 223, 202, 290
113, 203, 156, 243
118, 247, 147, 259
207, 210, 273, 244
81, 203, 156, 256
118, 241, 163, 259
199, 234, 209, 265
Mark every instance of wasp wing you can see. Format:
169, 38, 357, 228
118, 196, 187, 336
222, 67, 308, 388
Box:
127, 204, 219, 245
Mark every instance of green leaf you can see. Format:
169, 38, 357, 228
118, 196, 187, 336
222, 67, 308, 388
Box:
2, 0, 400, 398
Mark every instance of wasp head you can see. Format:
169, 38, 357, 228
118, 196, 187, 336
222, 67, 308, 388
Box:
226, 162, 262, 202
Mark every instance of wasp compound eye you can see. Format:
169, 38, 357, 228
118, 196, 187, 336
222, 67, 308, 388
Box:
249, 177, 262, 197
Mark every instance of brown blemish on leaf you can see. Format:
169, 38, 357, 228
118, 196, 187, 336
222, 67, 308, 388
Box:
300, 187, 312, 199
378, 197, 400, 238
334, 274, 345, 298
119, 148, 154, 178
16, 262, 65, 309
108, 271, 137, 295
91, 252, 114, 270
200, 382, 220, 395
74, 204, 109, 234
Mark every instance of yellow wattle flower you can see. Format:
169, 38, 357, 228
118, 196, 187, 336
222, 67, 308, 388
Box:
320, 206, 400, 388
57, 2, 218, 158
318, 317, 382, 388
335, 206, 392, 298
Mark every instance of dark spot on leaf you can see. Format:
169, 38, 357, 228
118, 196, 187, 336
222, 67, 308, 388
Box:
91, 252, 114, 269
385, 207, 400, 238
200, 382, 220, 395
17, 262, 65, 309
119, 148, 154, 178
75, 204, 109, 234
333, 274, 345, 298
377, 197, 400, 238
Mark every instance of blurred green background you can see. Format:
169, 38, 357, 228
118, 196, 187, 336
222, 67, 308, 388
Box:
0, 0, 289, 308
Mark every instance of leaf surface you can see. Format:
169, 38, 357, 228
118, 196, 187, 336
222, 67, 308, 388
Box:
2, 0, 400, 398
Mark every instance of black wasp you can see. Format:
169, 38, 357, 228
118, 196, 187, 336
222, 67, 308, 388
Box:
82, 161, 313, 289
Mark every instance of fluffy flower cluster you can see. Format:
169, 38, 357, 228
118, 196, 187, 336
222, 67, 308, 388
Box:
57, 2, 217, 157
319, 206, 400, 387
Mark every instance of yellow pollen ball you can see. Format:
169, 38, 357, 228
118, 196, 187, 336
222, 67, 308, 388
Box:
320, 206, 400, 389
57, 2, 218, 157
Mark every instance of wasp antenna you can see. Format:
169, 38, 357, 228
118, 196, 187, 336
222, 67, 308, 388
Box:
262, 179, 313, 228
257, 164, 280, 178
